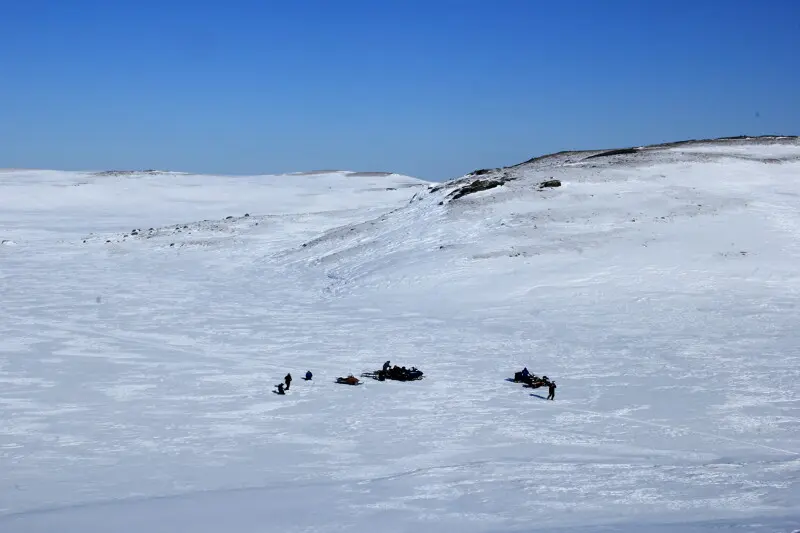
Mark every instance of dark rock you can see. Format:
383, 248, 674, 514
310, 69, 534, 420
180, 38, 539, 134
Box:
539, 179, 561, 188
471, 168, 492, 176
225, 216, 233, 220
244, 213, 250, 217
170, 243, 175, 247
447, 176, 515, 201
584, 148, 638, 160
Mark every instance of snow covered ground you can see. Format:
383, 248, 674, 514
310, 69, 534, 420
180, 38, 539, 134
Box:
1, 138, 799, 532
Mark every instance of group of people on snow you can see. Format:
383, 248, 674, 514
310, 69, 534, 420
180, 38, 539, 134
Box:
274, 368, 359, 394
378, 360, 422, 381
518, 367, 557, 400
274, 363, 556, 400
275, 371, 310, 394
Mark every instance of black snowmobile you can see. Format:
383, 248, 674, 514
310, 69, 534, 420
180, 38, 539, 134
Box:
362, 365, 423, 382
512, 371, 551, 389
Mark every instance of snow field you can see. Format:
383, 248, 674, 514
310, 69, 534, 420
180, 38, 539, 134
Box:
1, 141, 799, 532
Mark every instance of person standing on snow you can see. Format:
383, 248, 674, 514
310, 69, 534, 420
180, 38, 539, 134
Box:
305, 370, 312, 381
284, 373, 292, 390
383, 360, 391, 372
547, 381, 557, 400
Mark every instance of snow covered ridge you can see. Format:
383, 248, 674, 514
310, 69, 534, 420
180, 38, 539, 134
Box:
290, 136, 800, 280
1, 137, 800, 532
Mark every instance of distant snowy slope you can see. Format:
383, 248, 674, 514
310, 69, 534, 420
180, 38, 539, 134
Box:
1, 139, 799, 533
0, 169, 427, 242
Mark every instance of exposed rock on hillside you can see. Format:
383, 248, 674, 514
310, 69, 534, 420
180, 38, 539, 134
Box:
447, 175, 516, 202
539, 179, 561, 188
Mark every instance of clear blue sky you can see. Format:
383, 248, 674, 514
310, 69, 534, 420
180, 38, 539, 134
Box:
2, 0, 798, 181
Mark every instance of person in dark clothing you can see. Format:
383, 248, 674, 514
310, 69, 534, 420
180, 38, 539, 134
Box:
547, 381, 556, 400
521, 367, 530, 378
284, 373, 292, 390
275, 383, 285, 395
383, 360, 391, 372
304, 370, 312, 381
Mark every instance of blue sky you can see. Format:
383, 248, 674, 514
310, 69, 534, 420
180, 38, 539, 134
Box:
2, 0, 798, 180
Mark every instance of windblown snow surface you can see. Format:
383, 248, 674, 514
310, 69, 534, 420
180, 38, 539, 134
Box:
2, 139, 800, 533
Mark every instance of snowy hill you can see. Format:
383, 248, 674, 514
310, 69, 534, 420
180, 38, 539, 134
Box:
1, 140, 799, 533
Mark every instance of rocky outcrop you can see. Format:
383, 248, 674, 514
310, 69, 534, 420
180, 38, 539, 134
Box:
447, 175, 515, 202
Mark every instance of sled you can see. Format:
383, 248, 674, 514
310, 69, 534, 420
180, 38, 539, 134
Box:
523, 381, 546, 389
362, 367, 423, 382
336, 376, 361, 386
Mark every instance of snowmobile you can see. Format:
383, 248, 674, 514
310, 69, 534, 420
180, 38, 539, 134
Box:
335, 375, 361, 386
512, 371, 550, 389
362, 365, 423, 382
